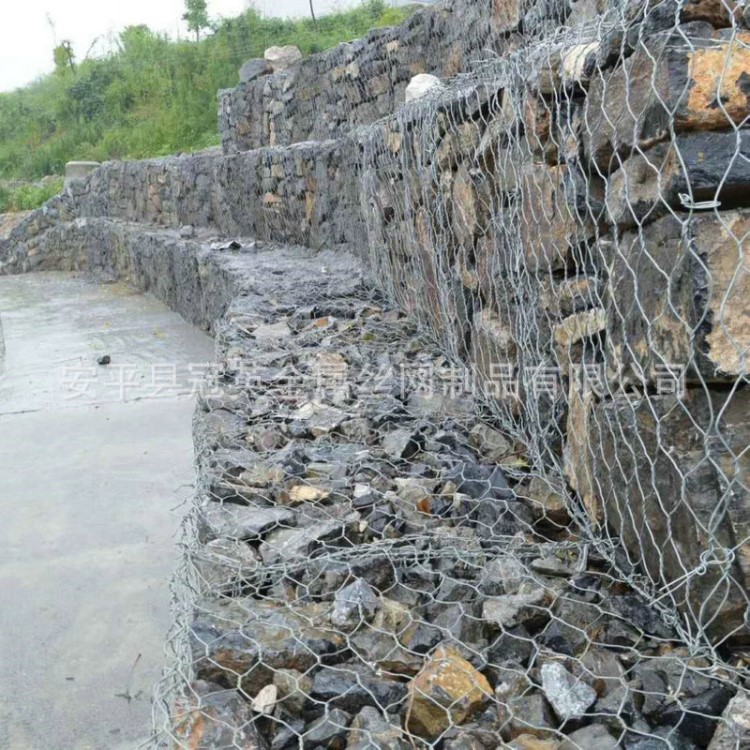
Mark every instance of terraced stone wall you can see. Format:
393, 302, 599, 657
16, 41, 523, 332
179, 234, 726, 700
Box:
359, 3, 750, 645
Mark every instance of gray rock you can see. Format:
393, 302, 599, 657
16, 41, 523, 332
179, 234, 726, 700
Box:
445, 461, 511, 501
474, 497, 533, 539
482, 587, 549, 630
201, 503, 297, 541
304, 708, 352, 748
239, 58, 272, 83
405, 74, 444, 103
485, 625, 534, 672
273, 668, 313, 715
707, 692, 750, 749
656, 687, 734, 747
271, 715, 305, 750
260, 520, 345, 565
331, 579, 379, 629
264, 45, 302, 71
194, 537, 261, 590
349, 630, 422, 677
191, 599, 344, 695
180, 224, 195, 238
478, 555, 529, 596
504, 692, 558, 739
624, 727, 699, 750
469, 423, 513, 462
559, 724, 618, 749
311, 665, 407, 714
541, 662, 597, 722
382, 428, 420, 459
346, 706, 407, 749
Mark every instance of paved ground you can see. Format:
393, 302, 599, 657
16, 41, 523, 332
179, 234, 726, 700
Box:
0, 273, 214, 749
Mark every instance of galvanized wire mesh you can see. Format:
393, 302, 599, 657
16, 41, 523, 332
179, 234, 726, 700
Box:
152, 2, 749, 748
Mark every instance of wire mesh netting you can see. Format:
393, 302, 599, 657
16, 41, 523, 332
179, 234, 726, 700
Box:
151, 1, 749, 748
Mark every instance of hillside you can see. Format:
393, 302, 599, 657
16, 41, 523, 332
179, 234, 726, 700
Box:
0, 0, 414, 189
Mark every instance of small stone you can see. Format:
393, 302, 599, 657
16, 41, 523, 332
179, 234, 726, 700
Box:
405, 73, 444, 103
311, 665, 407, 714
273, 669, 312, 714
510, 735, 561, 750
173, 680, 266, 749
264, 44, 302, 71
201, 504, 296, 541
304, 707, 352, 748
239, 58, 272, 83
346, 706, 407, 750
707, 692, 750, 749
180, 224, 194, 238
330, 579, 379, 629
406, 645, 492, 739
251, 683, 277, 715
286, 484, 331, 505
382, 428, 420, 459
482, 587, 548, 629
559, 725, 617, 750
541, 662, 597, 722
97, 354, 111, 366
469, 423, 513, 462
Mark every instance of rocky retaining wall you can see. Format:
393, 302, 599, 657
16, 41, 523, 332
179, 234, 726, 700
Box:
359, 10, 750, 645
20, 140, 365, 255
218, 0, 521, 153
1, 0, 748, 664
217, 0, 750, 153
2, 7, 749, 647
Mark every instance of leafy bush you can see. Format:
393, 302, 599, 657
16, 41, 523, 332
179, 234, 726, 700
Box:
0, 178, 64, 213
0, 2, 418, 180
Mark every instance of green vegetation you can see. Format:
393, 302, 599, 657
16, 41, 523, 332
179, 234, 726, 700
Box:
0, 178, 64, 213
0, 0, 414, 182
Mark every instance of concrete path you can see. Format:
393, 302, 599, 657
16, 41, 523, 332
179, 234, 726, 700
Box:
0, 273, 214, 749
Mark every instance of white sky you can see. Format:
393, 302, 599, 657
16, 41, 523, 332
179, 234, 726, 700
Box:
0, 0, 349, 92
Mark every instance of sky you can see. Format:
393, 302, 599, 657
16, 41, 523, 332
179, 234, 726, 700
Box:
0, 0, 346, 92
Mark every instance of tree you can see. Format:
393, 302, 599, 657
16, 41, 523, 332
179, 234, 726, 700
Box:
183, 0, 210, 41
53, 41, 76, 75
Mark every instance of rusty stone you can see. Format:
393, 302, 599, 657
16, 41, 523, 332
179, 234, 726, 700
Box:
173, 680, 267, 749
406, 645, 492, 739
585, 28, 750, 172
608, 213, 750, 383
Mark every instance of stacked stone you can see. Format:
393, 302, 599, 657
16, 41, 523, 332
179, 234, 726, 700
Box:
70, 141, 365, 252
359, 0, 750, 646
217, 0, 588, 154
176, 248, 745, 748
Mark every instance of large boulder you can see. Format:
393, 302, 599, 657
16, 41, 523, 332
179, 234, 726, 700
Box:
405, 74, 444, 103
264, 45, 302, 71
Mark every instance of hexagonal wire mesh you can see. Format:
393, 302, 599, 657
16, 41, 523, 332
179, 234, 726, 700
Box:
150, 3, 749, 749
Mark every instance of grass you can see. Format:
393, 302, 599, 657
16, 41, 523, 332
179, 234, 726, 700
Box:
0, 0, 417, 185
